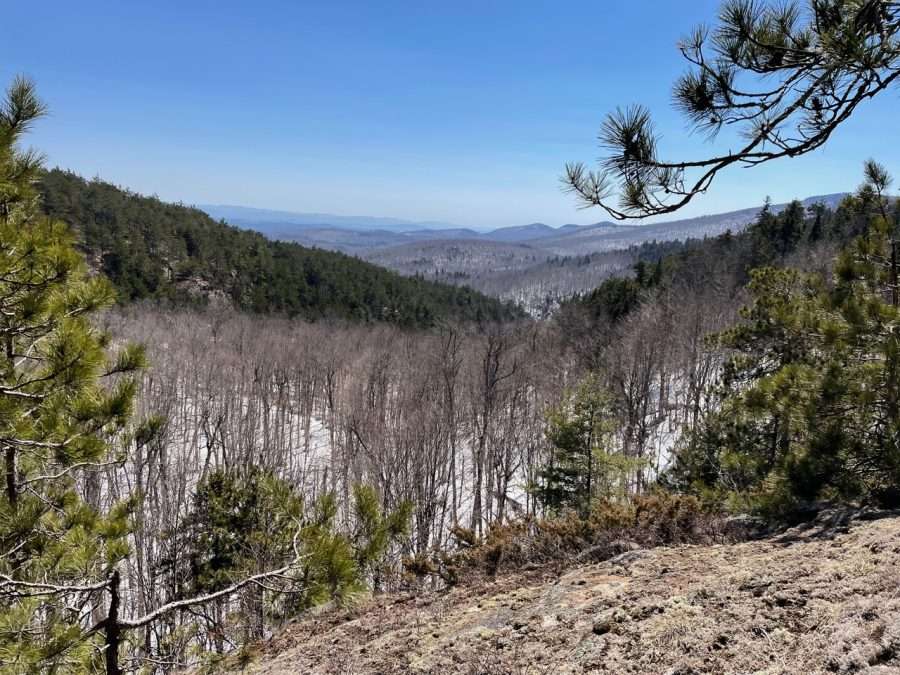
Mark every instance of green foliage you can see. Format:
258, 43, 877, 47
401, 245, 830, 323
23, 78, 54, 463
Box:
292, 492, 362, 609
185, 468, 303, 594
574, 275, 646, 326
38, 169, 523, 327
677, 165, 900, 515
535, 374, 639, 515
746, 198, 809, 266
180, 471, 411, 622
294, 487, 411, 608
0, 77, 144, 671
350, 484, 412, 584
562, 190, 881, 352
565, 0, 900, 219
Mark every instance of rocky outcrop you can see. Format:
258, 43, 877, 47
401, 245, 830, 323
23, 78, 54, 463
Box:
215, 511, 900, 674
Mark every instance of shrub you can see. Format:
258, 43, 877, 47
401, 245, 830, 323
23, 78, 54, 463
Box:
632, 492, 709, 545
408, 492, 728, 584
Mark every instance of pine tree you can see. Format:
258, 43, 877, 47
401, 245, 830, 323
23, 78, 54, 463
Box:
350, 484, 412, 591
678, 163, 900, 514
173, 472, 412, 656
178, 468, 304, 645
0, 76, 145, 671
536, 374, 636, 515
777, 201, 807, 257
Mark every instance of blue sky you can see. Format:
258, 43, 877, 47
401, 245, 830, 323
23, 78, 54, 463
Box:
3, 1, 899, 228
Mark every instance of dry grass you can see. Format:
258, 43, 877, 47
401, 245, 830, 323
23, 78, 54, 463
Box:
417, 492, 732, 586
210, 509, 900, 675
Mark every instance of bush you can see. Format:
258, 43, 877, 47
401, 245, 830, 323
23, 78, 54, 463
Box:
409, 492, 728, 584
632, 492, 708, 545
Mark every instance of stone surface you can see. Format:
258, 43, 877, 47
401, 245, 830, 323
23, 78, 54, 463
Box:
208, 513, 900, 674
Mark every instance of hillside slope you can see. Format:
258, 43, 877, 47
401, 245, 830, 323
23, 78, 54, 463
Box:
38, 170, 522, 327
222, 511, 900, 674
532, 193, 847, 255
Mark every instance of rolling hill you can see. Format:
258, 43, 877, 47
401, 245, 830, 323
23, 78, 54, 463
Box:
529, 193, 847, 255
210, 194, 847, 256
354, 194, 850, 313
38, 170, 523, 327
198, 204, 459, 235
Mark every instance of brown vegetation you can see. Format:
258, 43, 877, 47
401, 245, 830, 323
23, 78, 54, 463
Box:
213, 509, 900, 674
406, 493, 729, 585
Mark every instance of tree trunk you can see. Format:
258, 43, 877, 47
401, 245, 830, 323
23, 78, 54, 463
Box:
104, 570, 122, 675
4, 447, 15, 508
891, 240, 898, 307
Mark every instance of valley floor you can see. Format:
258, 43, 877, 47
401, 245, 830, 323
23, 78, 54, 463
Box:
218, 510, 900, 674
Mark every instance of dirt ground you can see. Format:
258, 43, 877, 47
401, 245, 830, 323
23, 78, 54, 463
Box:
217, 510, 900, 674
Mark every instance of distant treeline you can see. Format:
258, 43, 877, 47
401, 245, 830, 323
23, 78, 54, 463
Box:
38, 169, 523, 327
563, 193, 898, 331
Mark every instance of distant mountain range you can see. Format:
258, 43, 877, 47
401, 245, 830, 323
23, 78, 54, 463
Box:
200, 193, 848, 255
522, 193, 848, 255
198, 205, 458, 235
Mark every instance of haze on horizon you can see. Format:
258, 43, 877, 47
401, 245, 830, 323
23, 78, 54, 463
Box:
4, 0, 898, 229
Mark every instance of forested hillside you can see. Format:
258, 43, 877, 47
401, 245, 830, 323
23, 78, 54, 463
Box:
561, 190, 898, 349
38, 169, 522, 326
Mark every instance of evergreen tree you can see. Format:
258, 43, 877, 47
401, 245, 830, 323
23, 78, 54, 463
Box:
747, 197, 779, 267
185, 469, 303, 597
536, 375, 636, 515
180, 468, 304, 644
677, 163, 900, 514
174, 472, 412, 653
807, 202, 827, 242
0, 77, 145, 671
349, 484, 412, 590
777, 200, 807, 257
747, 199, 809, 266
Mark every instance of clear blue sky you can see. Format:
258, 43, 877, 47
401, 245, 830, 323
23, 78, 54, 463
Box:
3, 1, 898, 228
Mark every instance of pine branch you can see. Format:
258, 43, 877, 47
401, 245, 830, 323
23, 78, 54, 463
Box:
0, 574, 109, 598
116, 556, 307, 630
566, 0, 900, 219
